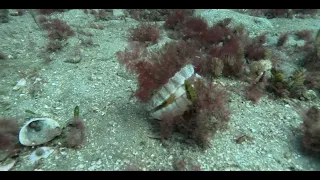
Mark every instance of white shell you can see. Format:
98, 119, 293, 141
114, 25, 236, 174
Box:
148, 64, 202, 119
29, 147, 54, 164
13, 78, 26, 90
148, 64, 194, 110
0, 159, 16, 171
19, 118, 62, 146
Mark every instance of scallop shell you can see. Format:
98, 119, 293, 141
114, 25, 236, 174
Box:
148, 64, 202, 119
19, 118, 62, 146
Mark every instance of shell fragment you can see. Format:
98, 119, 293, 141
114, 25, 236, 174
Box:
29, 147, 54, 164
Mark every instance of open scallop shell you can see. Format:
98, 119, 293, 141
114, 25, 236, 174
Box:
19, 118, 62, 146
148, 64, 202, 119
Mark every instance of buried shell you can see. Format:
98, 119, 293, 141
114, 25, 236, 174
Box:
19, 118, 62, 146
29, 147, 54, 164
148, 64, 201, 119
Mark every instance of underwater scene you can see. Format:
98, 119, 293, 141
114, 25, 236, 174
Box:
0, 9, 320, 171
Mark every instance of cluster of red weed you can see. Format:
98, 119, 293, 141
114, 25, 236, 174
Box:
39, 17, 74, 41
301, 106, 320, 152
64, 117, 86, 149
245, 73, 268, 104
34, 11, 74, 54
160, 80, 230, 147
163, 10, 276, 104
293, 104, 320, 153
0, 118, 20, 155
172, 159, 201, 171
30, 10, 77, 63
164, 11, 270, 78
128, 23, 161, 45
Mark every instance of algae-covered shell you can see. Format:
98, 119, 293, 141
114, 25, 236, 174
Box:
19, 118, 62, 146
29, 147, 54, 164
148, 64, 202, 120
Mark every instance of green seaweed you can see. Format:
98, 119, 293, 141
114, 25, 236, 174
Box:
74, 106, 80, 119
290, 68, 306, 88
288, 68, 307, 98
185, 79, 197, 103
270, 68, 285, 83
25, 109, 37, 115
315, 29, 320, 58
